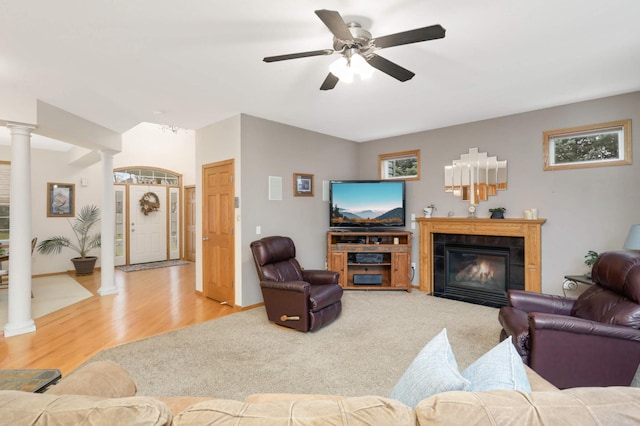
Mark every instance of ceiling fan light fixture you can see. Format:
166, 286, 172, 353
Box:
350, 53, 374, 79
329, 56, 354, 83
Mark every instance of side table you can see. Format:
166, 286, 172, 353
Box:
563, 274, 594, 297
0, 369, 62, 393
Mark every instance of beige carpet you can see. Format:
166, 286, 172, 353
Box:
0, 275, 93, 329
89, 291, 502, 400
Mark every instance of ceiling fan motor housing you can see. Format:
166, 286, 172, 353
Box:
333, 22, 374, 56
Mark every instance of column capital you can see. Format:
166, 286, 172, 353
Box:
99, 149, 119, 159
6, 121, 36, 132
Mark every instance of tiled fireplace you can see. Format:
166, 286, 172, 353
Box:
417, 218, 546, 304
433, 233, 525, 307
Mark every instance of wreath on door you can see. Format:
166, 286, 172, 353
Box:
139, 192, 160, 215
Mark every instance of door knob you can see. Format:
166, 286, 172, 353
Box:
203, 237, 209, 241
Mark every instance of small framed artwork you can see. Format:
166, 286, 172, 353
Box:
543, 119, 632, 171
293, 173, 314, 197
47, 182, 75, 217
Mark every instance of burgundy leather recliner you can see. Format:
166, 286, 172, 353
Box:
498, 250, 640, 389
250, 236, 343, 332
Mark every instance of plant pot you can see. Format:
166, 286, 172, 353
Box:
71, 256, 98, 275
423, 207, 434, 218
490, 211, 505, 219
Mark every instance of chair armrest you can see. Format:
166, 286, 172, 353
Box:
508, 290, 575, 315
530, 312, 640, 340
528, 312, 640, 388
302, 269, 339, 285
260, 280, 310, 293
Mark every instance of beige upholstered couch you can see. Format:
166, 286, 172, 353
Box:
1, 361, 639, 425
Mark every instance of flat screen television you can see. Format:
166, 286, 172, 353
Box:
329, 180, 406, 229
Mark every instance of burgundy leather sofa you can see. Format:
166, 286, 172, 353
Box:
250, 236, 343, 332
498, 250, 640, 389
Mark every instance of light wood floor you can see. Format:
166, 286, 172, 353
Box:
0, 262, 241, 376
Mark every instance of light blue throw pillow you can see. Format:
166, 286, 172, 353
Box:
461, 335, 532, 393
390, 329, 470, 408
390, 330, 531, 408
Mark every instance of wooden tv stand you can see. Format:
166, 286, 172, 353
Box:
327, 231, 412, 292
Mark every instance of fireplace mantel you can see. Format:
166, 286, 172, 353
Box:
417, 218, 546, 294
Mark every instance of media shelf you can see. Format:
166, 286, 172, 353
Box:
327, 231, 412, 292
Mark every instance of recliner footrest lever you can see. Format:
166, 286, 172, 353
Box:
280, 315, 300, 321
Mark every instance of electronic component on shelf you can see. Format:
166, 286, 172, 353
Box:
353, 274, 383, 285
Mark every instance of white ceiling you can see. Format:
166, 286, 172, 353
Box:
1, 0, 639, 147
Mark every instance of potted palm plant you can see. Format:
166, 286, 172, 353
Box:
37, 204, 101, 275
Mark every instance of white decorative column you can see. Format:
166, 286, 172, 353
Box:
4, 123, 36, 337
98, 150, 118, 295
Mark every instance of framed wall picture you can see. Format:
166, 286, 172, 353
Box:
543, 119, 632, 171
47, 182, 75, 217
293, 173, 314, 197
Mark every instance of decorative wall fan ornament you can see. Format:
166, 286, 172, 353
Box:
140, 192, 160, 215
263, 9, 446, 90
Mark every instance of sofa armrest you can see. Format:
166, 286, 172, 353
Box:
45, 361, 137, 398
302, 269, 339, 285
508, 290, 575, 315
260, 280, 310, 293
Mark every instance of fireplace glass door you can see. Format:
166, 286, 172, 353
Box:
443, 246, 509, 306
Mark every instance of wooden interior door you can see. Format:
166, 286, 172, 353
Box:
184, 186, 196, 262
202, 160, 235, 305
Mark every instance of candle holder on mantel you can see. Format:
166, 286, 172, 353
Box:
467, 204, 477, 218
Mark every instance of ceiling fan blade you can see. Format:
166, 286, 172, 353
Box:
374, 24, 446, 49
315, 9, 354, 43
367, 54, 415, 82
320, 73, 339, 90
263, 49, 334, 63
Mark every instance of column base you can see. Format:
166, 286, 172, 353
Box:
98, 286, 118, 296
4, 319, 36, 337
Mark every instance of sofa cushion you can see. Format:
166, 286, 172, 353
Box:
172, 396, 415, 426
390, 329, 469, 408
45, 360, 137, 398
0, 390, 172, 426
461, 336, 531, 393
245, 393, 346, 403
415, 387, 640, 425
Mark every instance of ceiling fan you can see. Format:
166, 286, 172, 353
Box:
263, 9, 446, 90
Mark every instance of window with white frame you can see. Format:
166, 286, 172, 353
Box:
0, 162, 9, 239
379, 150, 420, 181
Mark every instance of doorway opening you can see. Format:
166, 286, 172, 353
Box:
113, 167, 182, 266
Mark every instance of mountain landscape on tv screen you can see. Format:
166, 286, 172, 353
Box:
333, 207, 403, 226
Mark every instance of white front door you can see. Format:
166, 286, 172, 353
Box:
129, 185, 167, 264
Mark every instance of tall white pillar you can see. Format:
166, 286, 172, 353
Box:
4, 122, 36, 337
98, 150, 118, 295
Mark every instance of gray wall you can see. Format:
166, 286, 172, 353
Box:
239, 115, 359, 306
357, 91, 640, 294
197, 91, 640, 305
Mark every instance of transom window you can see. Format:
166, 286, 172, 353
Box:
379, 150, 420, 181
113, 167, 181, 186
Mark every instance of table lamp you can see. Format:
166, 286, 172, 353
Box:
623, 224, 640, 250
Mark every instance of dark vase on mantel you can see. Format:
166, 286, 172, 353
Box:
490, 211, 505, 219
